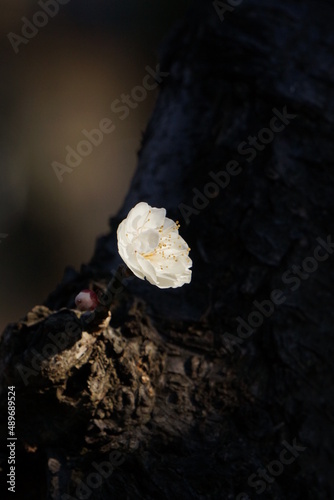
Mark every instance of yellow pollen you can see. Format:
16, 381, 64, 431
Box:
142, 250, 156, 258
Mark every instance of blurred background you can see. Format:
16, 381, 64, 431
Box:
0, 0, 191, 332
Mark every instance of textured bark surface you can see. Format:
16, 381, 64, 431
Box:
1, 0, 334, 498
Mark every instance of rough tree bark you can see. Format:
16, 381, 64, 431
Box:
1, 0, 333, 498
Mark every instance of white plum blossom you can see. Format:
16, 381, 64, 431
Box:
117, 202, 192, 289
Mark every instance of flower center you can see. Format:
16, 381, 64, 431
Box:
132, 229, 160, 255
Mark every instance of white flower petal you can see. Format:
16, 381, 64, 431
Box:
136, 254, 158, 285
126, 202, 150, 230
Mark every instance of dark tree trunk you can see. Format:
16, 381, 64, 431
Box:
1, 0, 334, 498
